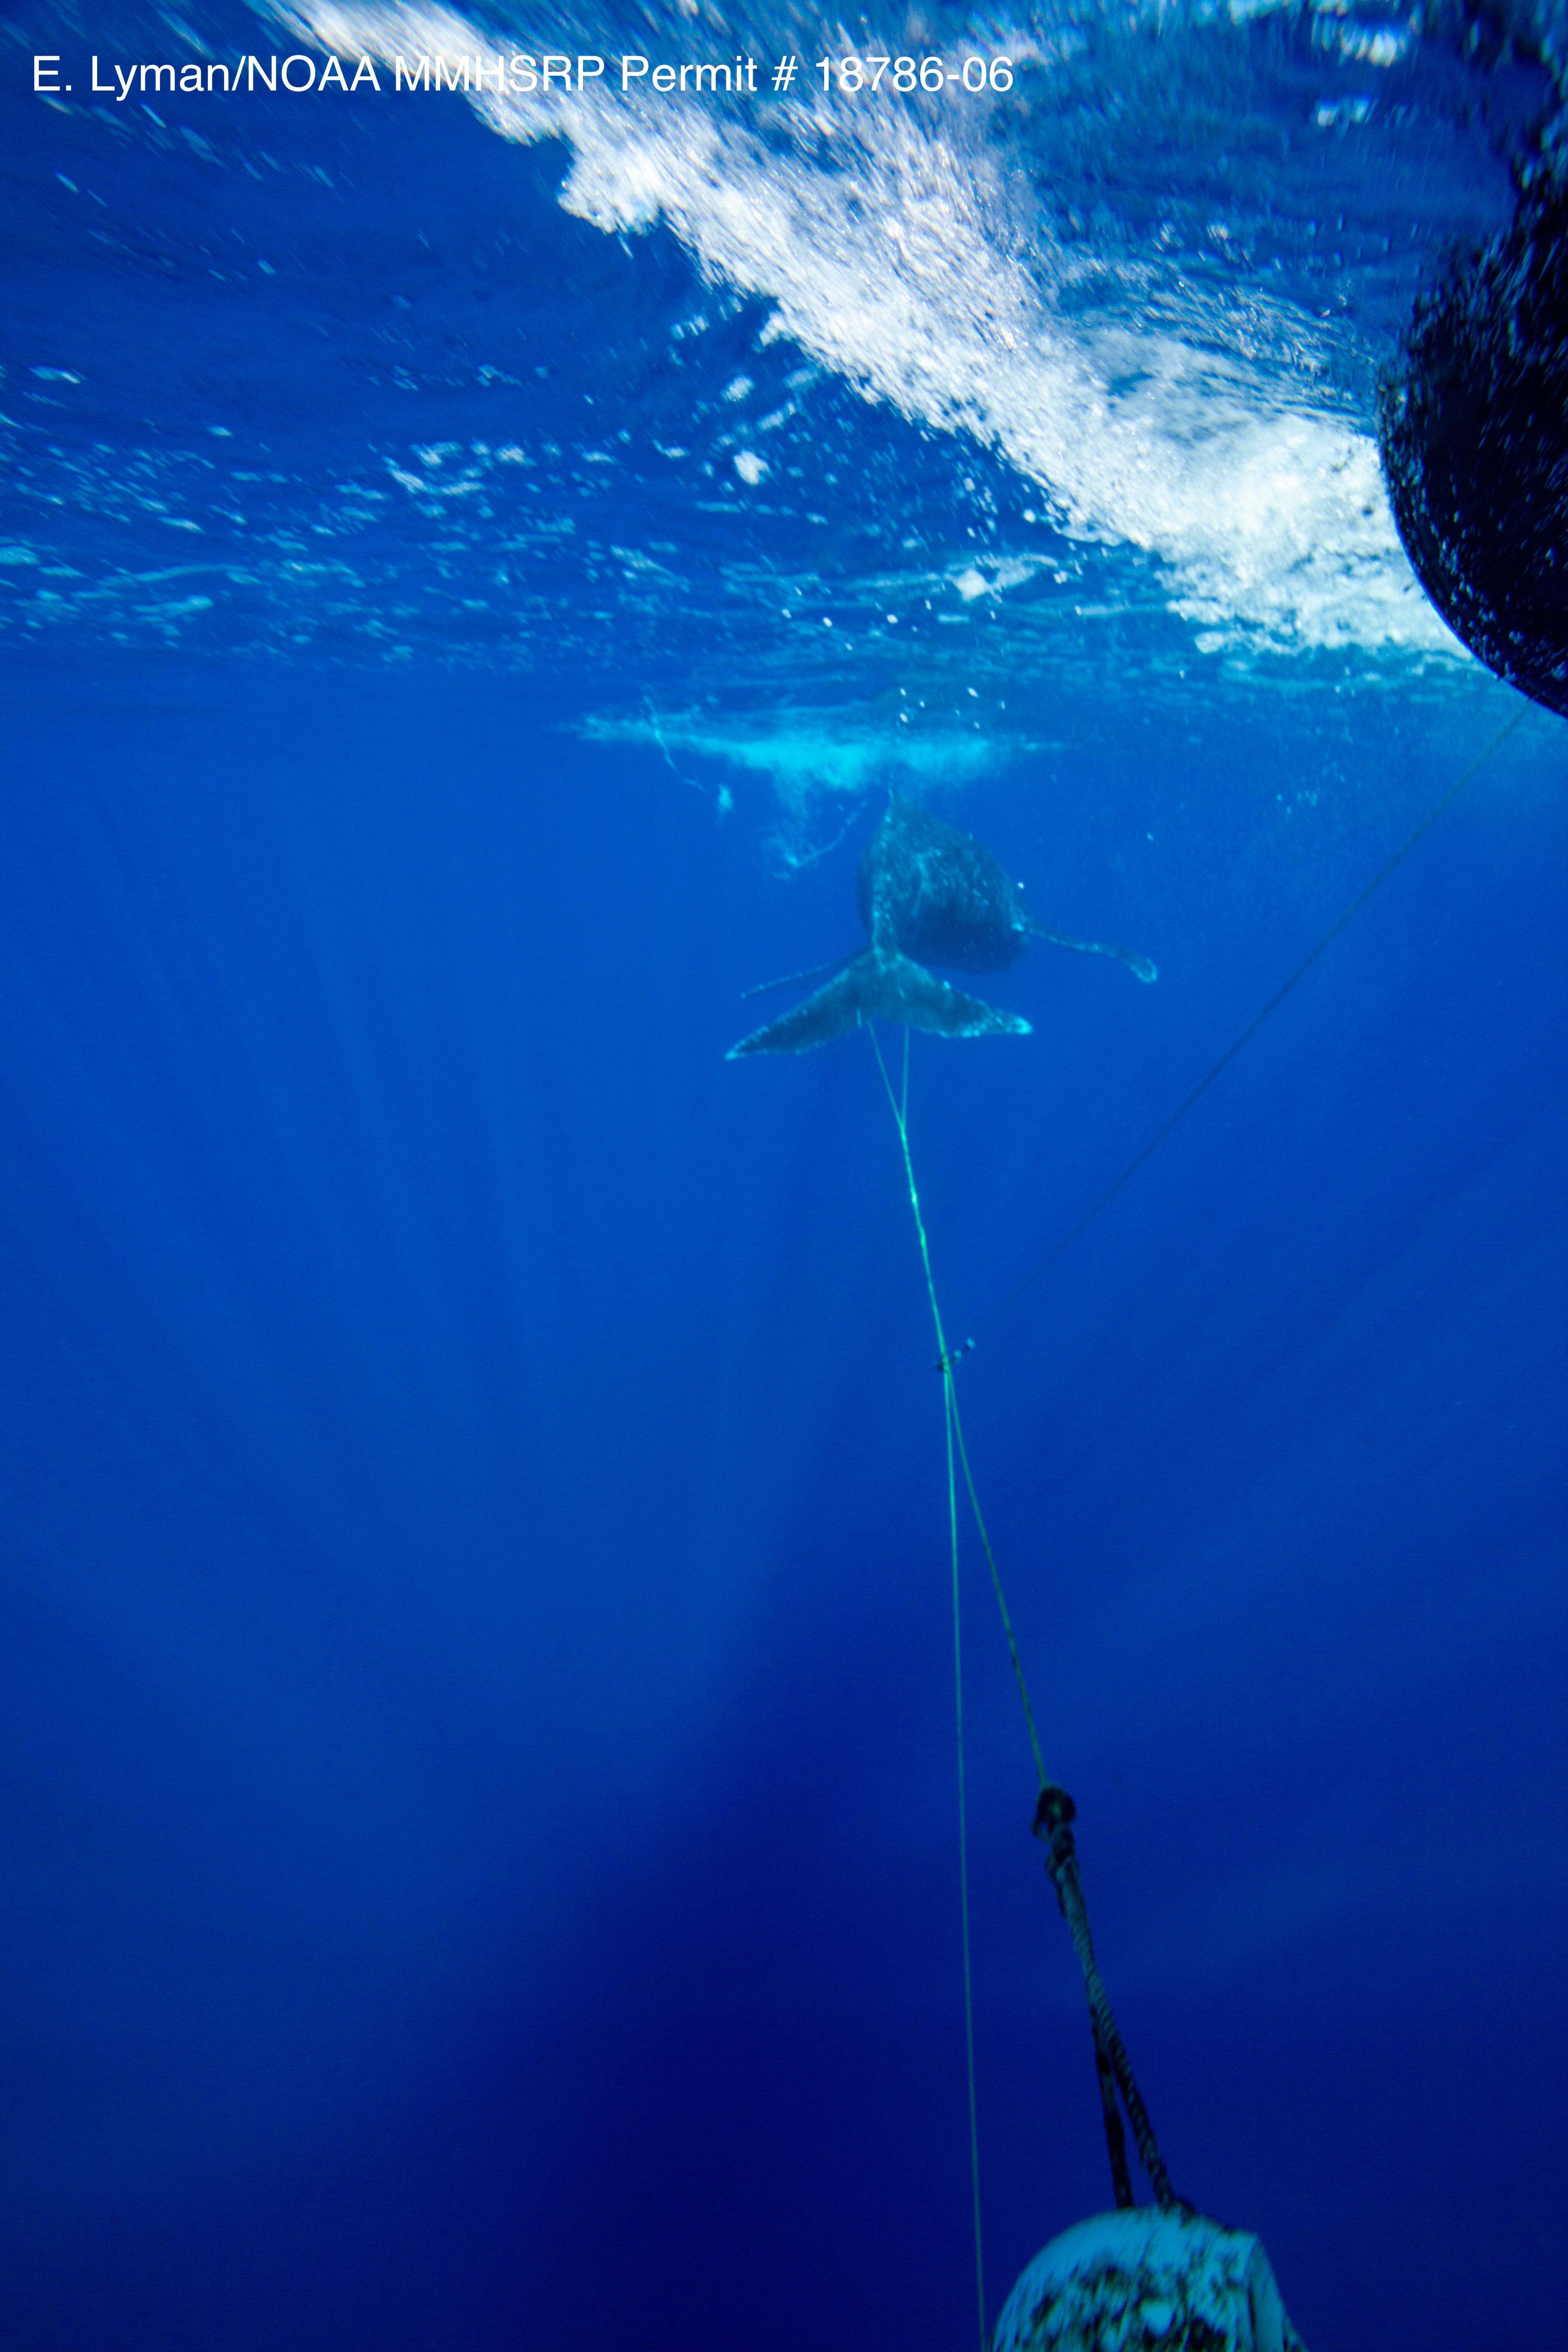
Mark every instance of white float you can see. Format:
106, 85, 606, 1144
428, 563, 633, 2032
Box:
992, 2207, 1306, 2352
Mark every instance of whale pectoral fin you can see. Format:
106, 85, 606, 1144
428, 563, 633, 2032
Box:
1030, 923, 1158, 983
871, 953, 1032, 1039
738, 951, 856, 1003
728, 951, 1030, 1057
727, 957, 877, 1056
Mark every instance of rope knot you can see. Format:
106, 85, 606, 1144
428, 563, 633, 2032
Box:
1032, 1781, 1079, 1880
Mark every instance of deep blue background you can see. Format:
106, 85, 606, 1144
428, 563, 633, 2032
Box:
0, 662, 1563, 2348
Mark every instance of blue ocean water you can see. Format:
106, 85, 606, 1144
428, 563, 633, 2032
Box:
2, 1, 1565, 2345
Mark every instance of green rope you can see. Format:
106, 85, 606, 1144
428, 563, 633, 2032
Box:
871, 1029, 987, 2352
945, 1373, 987, 2352
859, 713, 1533, 2232
948, 1396, 1047, 1798
871, 1032, 1050, 1791
869, 1025, 1182, 2236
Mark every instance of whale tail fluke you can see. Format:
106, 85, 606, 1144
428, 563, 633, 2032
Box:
727, 948, 1031, 1058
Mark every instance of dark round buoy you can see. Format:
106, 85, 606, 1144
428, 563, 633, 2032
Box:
1378, 172, 1568, 714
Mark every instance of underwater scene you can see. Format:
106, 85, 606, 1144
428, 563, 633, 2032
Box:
3, 0, 1566, 2344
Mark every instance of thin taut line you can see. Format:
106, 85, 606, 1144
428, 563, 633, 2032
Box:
870, 1028, 987, 2352
979, 704, 1530, 1339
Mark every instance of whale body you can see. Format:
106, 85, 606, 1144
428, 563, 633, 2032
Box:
728, 794, 1154, 1059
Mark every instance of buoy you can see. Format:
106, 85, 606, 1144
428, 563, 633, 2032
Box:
1379, 172, 1568, 717
993, 2208, 1306, 2352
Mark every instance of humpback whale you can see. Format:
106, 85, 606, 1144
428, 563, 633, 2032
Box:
729, 794, 1155, 1058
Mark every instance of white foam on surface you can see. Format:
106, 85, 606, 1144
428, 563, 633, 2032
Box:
287, 0, 1465, 659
